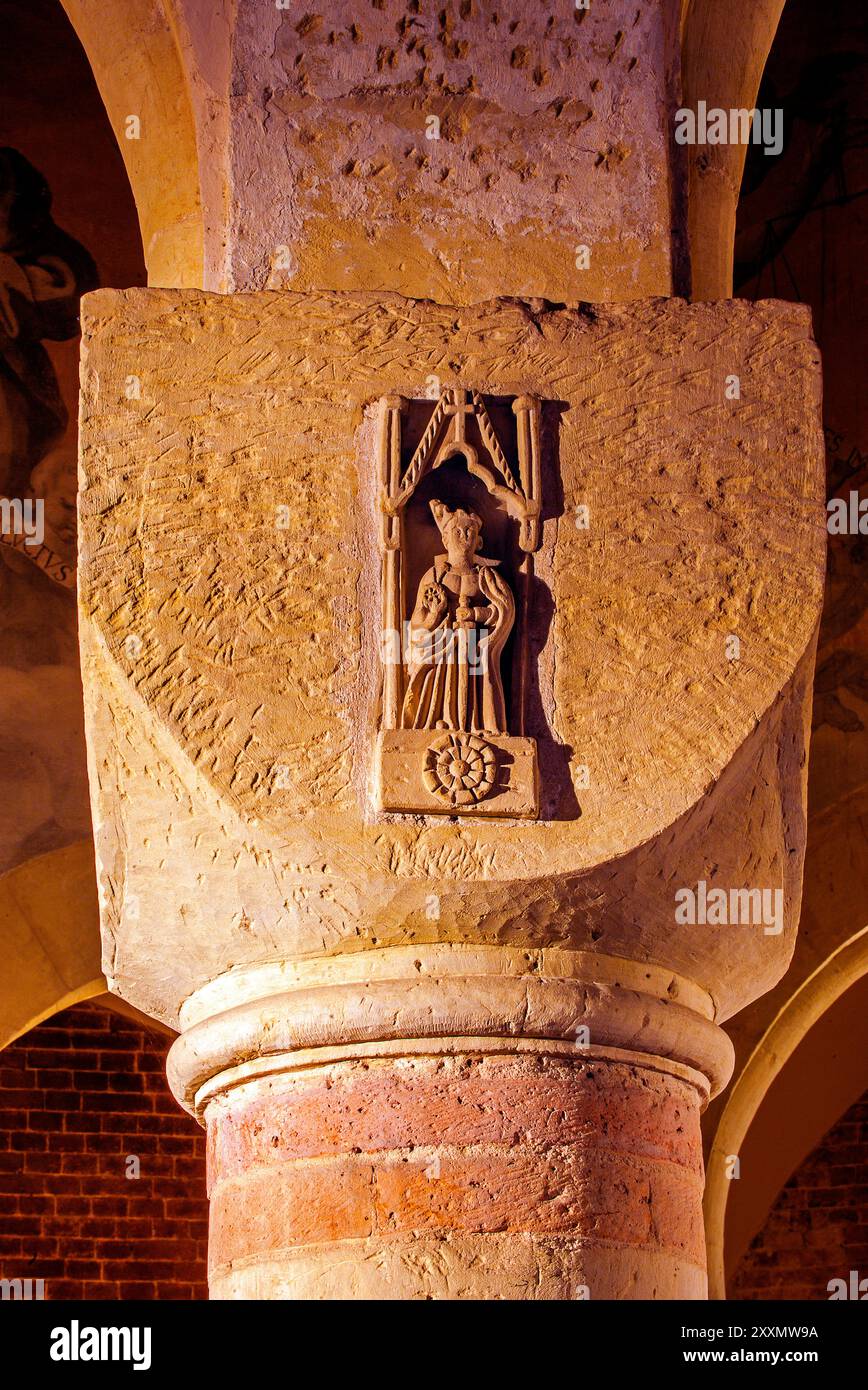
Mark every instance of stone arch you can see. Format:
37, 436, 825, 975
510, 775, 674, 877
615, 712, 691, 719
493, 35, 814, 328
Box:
0, 0, 162, 1053
704, 928, 868, 1298
58, 0, 205, 288
0, 842, 104, 1051
682, 0, 788, 297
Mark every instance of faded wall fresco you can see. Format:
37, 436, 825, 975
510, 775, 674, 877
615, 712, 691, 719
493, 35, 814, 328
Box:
0, 148, 95, 871
0, 0, 145, 876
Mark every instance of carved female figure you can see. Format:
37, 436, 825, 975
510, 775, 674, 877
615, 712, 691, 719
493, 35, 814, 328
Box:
401, 500, 514, 735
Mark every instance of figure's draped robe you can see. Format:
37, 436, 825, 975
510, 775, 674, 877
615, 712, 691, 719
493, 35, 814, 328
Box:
401, 554, 514, 735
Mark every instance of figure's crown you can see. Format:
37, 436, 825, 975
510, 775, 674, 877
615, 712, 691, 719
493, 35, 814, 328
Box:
430, 499, 482, 538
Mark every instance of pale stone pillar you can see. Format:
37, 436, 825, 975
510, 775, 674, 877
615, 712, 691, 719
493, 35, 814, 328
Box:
77, 289, 824, 1298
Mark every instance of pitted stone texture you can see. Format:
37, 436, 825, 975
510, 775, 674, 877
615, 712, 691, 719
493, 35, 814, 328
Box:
229, 0, 683, 300
78, 290, 824, 1026
205, 1053, 707, 1300
207, 1052, 705, 1178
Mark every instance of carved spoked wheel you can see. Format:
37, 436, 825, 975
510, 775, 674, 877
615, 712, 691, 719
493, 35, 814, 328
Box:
422, 733, 497, 806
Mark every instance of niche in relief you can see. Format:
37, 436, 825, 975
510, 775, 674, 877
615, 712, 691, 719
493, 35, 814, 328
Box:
376, 387, 541, 817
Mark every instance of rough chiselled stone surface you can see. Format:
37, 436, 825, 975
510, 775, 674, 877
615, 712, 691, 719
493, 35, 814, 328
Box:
78, 288, 824, 1028
229, 0, 683, 300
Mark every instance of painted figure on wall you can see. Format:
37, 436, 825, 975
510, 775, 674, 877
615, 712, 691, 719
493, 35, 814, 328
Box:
0, 147, 97, 500
401, 500, 514, 735
0, 149, 97, 873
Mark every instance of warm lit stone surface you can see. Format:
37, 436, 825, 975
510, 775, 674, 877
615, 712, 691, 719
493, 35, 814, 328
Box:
78, 285, 823, 1298
229, 0, 683, 300
3, 0, 846, 1306
79, 288, 824, 1027
205, 1053, 707, 1300
168, 947, 733, 1105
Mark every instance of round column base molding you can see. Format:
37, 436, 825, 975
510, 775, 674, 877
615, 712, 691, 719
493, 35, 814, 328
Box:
168, 945, 733, 1118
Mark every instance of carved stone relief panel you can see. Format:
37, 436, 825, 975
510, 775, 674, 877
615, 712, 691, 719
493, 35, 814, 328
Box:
376, 387, 541, 817
77, 289, 825, 1022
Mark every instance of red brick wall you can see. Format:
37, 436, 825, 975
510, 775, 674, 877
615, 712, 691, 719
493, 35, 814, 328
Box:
0, 1001, 208, 1299
731, 1094, 868, 1300
2, 1002, 863, 1302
